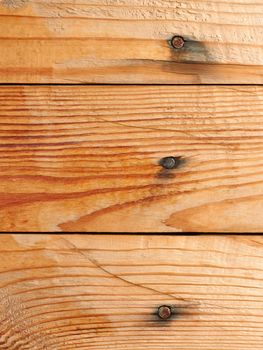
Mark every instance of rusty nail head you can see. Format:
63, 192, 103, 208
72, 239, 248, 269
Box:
159, 156, 181, 170
158, 305, 172, 320
171, 35, 185, 49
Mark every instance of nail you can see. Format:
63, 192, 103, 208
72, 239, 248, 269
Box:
170, 35, 185, 49
159, 156, 181, 170
157, 305, 172, 320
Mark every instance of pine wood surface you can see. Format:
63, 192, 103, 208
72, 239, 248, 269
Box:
1, 85, 263, 232
0, 234, 263, 349
1, 0, 263, 83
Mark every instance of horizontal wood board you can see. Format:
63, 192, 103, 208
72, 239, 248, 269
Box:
0, 234, 263, 349
1, 85, 263, 232
1, 0, 263, 83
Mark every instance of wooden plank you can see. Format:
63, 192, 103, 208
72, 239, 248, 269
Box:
1, 0, 263, 83
0, 234, 263, 349
0, 84, 263, 232
1, 85, 263, 232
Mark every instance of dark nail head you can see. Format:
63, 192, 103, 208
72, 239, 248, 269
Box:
171, 35, 185, 49
158, 305, 172, 320
159, 156, 181, 170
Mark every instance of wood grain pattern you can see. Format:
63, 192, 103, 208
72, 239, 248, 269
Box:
1, 0, 263, 83
0, 234, 263, 349
1, 85, 263, 232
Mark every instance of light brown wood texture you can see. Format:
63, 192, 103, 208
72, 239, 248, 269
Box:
0, 234, 263, 349
1, 85, 263, 232
1, 0, 263, 83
